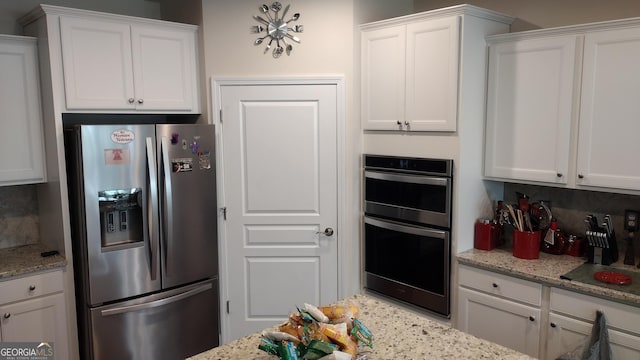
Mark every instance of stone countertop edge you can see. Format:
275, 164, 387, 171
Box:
189, 293, 533, 360
456, 247, 640, 307
0, 243, 67, 280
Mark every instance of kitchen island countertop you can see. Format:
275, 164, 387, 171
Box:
457, 247, 640, 306
190, 293, 533, 360
0, 243, 66, 280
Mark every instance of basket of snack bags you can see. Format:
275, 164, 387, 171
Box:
258, 302, 373, 360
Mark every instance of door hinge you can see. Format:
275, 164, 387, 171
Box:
219, 109, 223, 123
226, 300, 230, 314
220, 206, 227, 220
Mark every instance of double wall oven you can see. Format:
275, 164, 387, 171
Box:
363, 154, 453, 317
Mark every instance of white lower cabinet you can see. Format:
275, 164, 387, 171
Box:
457, 265, 542, 357
458, 265, 640, 359
547, 287, 640, 359
0, 270, 68, 360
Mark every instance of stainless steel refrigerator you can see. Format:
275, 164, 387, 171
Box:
65, 123, 219, 360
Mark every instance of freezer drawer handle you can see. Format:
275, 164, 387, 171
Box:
100, 283, 212, 317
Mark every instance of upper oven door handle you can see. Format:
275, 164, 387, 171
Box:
365, 170, 449, 186
364, 216, 447, 240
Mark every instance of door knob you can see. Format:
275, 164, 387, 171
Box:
317, 227, 334, 236
3, 313, 10, 319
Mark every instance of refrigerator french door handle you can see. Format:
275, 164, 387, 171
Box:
146, 137, 159, 281
99, 283, 213, 317
161, 137, 174, 277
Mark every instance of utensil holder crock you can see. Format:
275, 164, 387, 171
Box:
513, 229, 541, 259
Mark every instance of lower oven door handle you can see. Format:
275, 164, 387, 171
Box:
364, 216, 447, 239
365, 170, 449, 186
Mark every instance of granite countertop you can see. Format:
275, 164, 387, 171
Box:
457, 247, 640, 306
0, 243, 66, 280
189, 293, 533, 360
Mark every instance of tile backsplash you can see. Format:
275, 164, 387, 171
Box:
0, 185, 40, 249
503, 183, 640, 261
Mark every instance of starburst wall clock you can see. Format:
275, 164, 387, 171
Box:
252, 2, 303, 58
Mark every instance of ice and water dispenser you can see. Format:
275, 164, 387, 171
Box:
98, 188, 143, 248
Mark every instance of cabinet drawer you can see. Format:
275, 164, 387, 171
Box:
550, 287, 640, 335
459, 265, 542, 306
0, 270, 63, 305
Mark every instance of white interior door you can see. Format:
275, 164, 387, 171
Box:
218, 82, 339, 342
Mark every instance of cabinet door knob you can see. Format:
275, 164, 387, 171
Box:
3, 313, 10, 319
550, 322, 557, 328
29, 285, 36, 291
529, 316, 535, 322
492, 283, 498, 288
556, 173, 563, 178
404, 121, 409, 126
137, 99, 144, 104
578, 174, 584, 179
128, 98, 135, 104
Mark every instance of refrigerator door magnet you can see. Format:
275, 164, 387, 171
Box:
172, 158, 193, 172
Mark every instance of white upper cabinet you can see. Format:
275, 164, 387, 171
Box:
42, 6, 200, 114
60, 17, 134, 110
0, 35, 45, 185
485, 35, 578, 184
362, 16, 460, 132
57, 12, 199, 113
361, 26, 406, 130
577, 27, 640, 191
485, 19, 640, 193
361, 7, 513, 133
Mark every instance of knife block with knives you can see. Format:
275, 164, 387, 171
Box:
585, 214, 618, 265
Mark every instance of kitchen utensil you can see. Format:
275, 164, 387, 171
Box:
594, 271, 632, 285
270, 1, 282, 16
264, 38, 274, 54
585, 214, 618, 265
253, 15, 270, 26
273, 41, 284, 58
281, 4, 290, 21
285, 33, 301, 43
517, 210, 524, 232
260, 4, 274, 22
524, 212, 533, 232
506, 204, 521, 231
286, 13, 300, 23
529, 201, 552, 231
